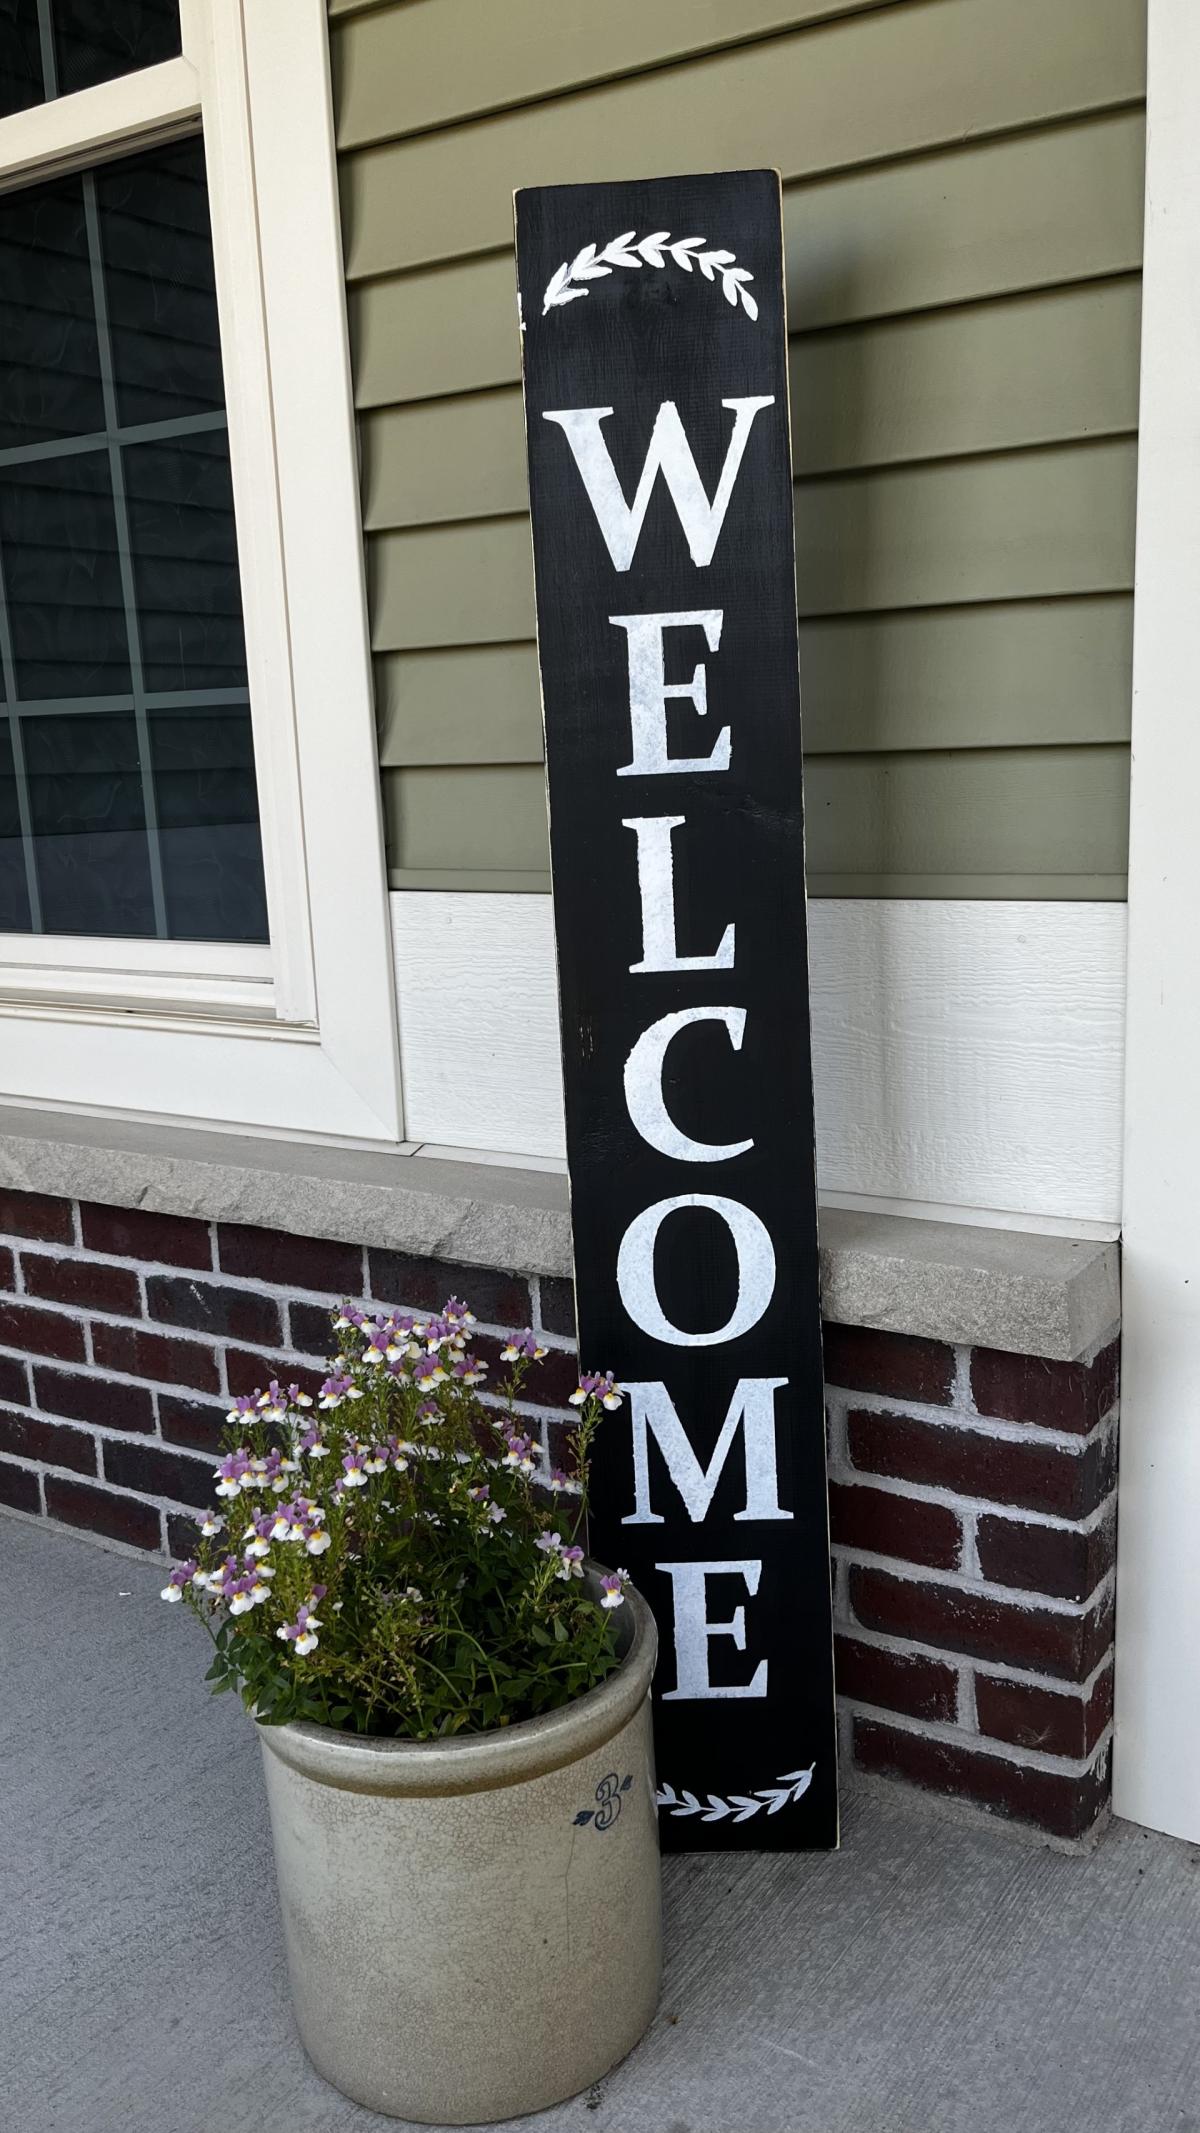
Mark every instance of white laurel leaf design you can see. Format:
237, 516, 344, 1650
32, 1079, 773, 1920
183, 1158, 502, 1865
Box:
656, 1766, 814, 1823
542, 230, 758, 320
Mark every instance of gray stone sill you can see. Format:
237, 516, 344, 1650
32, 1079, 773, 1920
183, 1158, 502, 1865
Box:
0, 1107, 1118, 1362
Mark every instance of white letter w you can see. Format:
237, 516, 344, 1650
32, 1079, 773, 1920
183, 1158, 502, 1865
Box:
542, 397, 774, 571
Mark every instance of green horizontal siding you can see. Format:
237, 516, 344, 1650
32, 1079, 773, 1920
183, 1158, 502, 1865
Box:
350, 111, 1146, 408
368, 441, 1136, 646
361, 279, 1141, 528
339, 0, 1144, 280
332, 0, 886, 149
376, 597, 1135, 767
332, 0, 1146, 898
381, 744, 1130, 896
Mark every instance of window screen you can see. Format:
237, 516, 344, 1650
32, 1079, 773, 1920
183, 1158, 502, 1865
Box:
0, 126, 267, 942
1, 0, 182, 119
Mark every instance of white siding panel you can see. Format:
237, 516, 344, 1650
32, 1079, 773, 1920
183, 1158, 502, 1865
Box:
391, 894, 1125, 1226
391, 891, 566, 1160
808, 900, 1125, 1226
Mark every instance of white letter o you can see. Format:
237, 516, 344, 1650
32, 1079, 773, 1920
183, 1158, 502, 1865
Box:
616, 1193, 776, 1347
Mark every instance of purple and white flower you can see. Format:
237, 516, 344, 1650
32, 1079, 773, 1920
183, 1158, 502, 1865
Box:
537, 1531, 586, 1581
160, 1560, 197, 1602
599, 1569, 629, 1610
570, 1371, 624, 1412
242, 1516, 275, 1559
276, 1594, 324, 1656
214, 1450, 251, 1498
341, 1446, 368, 1488
500, 1330, 549, 1364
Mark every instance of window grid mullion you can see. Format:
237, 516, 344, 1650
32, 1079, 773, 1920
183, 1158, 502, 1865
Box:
0, 407, 228, 475
34, 0, 57, 101
81, 169, 169, 940
0, 538, 45, 930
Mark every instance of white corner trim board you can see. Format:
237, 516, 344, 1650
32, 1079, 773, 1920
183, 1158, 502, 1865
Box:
1113, 0, 1200, 1847
391, 894, 1126, 1230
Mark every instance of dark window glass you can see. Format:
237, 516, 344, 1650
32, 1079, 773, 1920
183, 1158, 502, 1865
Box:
0, 451, 130, 699
125, 435, 247, 693
0, 727, 32, 930
1, 0, 180, 114
152, 710, 267, 942
96, 140, 224, 426
0, 133, 266, 942
0, 174, 105, 449
53, 0, 181, 99
0, 1, 43, 119
24, 712, 155, 935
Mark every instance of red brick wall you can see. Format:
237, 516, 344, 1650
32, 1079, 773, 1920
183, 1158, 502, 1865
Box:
825, 1323, 1118, 1843
0, 1191, 1118, 1843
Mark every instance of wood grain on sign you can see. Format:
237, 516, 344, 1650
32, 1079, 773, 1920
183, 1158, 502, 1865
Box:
515, 172, 837, 1849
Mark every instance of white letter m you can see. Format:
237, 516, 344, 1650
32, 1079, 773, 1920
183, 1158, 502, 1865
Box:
622, 1377, 793, 1526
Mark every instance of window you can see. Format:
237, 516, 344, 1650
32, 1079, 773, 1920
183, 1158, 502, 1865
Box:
1, 0, 182, 113
0, 0, 403, 1142
1, 132, 266, 942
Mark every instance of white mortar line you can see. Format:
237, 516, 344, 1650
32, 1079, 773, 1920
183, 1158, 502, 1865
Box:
840, 1697, 1114, 1779
950, 1345, 974, 1409
826, 1427, 1119, 1534
826, 1380, 1118, 1454
837, 1621, 1115, 1701
825, 1396, 850, 1469
2, 1442, 213, 1521
832, 1544, 1116, 1616
0, 1228, 576, 1350
0, 1497, 173, 1565
73, 1415, 214, 1455
0, 1289, 572, 1376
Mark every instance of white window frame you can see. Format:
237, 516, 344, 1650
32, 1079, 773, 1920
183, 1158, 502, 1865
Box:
0, 0, 405, 1145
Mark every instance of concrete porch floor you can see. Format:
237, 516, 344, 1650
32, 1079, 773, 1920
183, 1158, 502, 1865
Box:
3, 1517, 1199, 2133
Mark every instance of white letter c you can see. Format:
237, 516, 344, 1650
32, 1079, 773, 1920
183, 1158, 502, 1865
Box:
623, 1007, 752, 1163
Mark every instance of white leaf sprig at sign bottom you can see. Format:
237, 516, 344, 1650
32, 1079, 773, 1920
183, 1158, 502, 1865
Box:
542, 231, 758, 321
656, 1767, 815, 1825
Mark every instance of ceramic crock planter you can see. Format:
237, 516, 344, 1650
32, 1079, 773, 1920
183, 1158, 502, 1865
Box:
258, 1579, 660, 2125
162, 1301, 656, 2120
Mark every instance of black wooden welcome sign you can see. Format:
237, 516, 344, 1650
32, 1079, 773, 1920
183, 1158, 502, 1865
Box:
515, 170, 837, 1851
